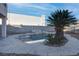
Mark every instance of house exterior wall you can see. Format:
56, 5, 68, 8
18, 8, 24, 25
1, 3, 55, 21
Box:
0, 4, 7, 17
0, 3, 7, 38
7, 13, 46, 26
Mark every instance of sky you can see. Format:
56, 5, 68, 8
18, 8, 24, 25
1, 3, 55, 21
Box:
8, 3, 79, 20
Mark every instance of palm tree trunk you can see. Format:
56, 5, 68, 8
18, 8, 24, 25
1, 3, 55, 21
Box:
54, 27, 64, 43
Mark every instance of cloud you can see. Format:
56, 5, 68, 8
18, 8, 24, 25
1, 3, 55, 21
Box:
61, 4, 79, 13
8, 3, 79, 19
8, 3, 49, 11
8, 3, 58, 11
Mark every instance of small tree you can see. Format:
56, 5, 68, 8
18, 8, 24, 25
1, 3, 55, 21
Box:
47, 9, 77, 44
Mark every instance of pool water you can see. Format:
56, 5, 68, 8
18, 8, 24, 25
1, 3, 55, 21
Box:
18, 33, 48, 41
30, 34, 48, 40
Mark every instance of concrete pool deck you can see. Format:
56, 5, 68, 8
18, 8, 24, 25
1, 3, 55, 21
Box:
0, 34, 79, 56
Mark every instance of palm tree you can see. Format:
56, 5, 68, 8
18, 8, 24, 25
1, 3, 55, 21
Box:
47, 9, 77, 44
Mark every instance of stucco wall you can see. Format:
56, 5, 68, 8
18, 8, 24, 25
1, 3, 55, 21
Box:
7, 25, 55, 35
0, 3, 7, 17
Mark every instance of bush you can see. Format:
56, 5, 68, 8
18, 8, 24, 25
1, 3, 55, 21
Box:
46, 34, 68, 47
47, 34, 54, 44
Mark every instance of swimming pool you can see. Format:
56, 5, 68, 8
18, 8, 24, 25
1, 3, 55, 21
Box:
17, 33, 48, 42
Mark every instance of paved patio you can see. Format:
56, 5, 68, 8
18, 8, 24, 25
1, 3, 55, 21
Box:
0, 34, 79, 56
